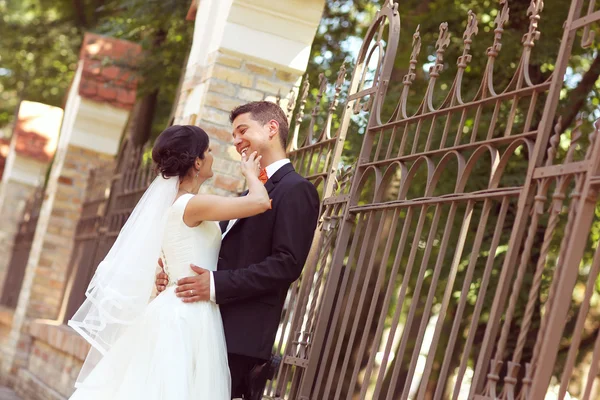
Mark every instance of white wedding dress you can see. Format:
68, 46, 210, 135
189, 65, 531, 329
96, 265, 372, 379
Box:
69, 194, 231, 400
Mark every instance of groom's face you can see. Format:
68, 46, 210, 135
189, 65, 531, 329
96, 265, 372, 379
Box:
231, 112, 273, 158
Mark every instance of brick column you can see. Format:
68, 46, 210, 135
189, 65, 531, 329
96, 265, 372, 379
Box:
0, 138, 8, 179
174, 0, 326, 195
1, 33, 140, 377
0, 102, 63, 289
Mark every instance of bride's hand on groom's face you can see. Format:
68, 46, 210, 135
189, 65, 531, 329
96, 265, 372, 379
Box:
175, 264, 210, 303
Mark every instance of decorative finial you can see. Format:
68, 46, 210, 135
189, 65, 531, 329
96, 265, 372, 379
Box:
331, 63, 346, 112
436, 22, 452, 54
523, 0, 544, 48
430, 22, 451, 77
286, 89, 296, 118
402, 25, 421, 86
411, 25, 422, 62
306, 73, 328, 145
295, 78, 310, 126
336, 62, 347, 88
458, 11, 478, 69
464, 10, 479, 42
488, 0, 510, 58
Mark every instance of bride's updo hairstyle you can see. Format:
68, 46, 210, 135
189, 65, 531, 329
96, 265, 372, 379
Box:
152, 125, 210, 179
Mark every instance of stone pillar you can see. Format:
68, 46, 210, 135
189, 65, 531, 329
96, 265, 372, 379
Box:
1, 33, 140, 377
0, 101, 63, 289
0, 138, 8, 178
174, 0, 326, 195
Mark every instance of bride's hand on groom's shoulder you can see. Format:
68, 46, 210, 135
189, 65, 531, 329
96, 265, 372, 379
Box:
155, 258, 169, 293
175, 264, 211, 303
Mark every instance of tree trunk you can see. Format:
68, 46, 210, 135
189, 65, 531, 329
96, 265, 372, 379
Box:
125, 28, 166, 147
72, 0, 88, 28
558, 52, 600, 134
126, 89, 159, 147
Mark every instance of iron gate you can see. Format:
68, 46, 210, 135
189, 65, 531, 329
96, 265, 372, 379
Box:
60, 142, 154, 322
57, 1, 600, 397
270, 0, 600, 399
0, 188, 44, 308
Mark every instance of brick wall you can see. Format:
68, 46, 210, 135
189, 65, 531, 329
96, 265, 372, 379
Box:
1, 37, 307, 400
175, 49, 301, 196
0, 157, 5, 181
0, 306, 14, 383
14, 368, 65, 400
1, 148, 110, 397
11, 322, 88, 399
25, 145, 112, 321
1, 144, 112, 384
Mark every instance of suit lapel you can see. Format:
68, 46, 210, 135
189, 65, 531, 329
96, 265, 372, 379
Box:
264, 179, 275, 195
219, 220, 229, 233
269, 162, 295, 184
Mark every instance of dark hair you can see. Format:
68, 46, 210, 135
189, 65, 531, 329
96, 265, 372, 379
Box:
229, 101, 289, 148
152, 125, 209, 178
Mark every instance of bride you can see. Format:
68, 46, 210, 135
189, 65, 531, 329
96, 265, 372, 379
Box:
67, 125, 271, 400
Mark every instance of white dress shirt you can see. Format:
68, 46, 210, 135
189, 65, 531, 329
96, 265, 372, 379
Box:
209, 158, 291, 302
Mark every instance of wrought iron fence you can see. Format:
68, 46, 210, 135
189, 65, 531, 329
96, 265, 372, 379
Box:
58, 0, 600, 398
271, 0, 600, 399
0, 187, 44, 308
60, 142, 154, 322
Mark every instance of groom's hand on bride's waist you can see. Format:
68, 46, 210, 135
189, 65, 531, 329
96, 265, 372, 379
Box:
175, 264, 210, 303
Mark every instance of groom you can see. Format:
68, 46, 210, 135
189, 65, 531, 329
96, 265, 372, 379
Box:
155, 101, 320, 399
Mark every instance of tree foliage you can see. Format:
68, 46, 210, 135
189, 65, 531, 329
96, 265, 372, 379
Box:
3, 0, 600, 396
298, 0, 600, 397
0, 0, 193, 137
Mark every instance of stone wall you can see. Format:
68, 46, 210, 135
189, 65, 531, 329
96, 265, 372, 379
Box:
175, 49, 300, 196
0, 139, 8, 179
25, 146, 112, 320
11, 322, 87, 399
0, 34, 137, 399
0, 307, 15, 383
0, 143, 111, 379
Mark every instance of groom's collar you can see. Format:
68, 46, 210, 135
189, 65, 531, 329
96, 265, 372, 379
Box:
267, 162, 294, 185
219, 163, 294, 235
265, 158, 290, 179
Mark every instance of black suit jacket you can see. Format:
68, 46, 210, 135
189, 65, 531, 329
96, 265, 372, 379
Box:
214, 163, 320, 360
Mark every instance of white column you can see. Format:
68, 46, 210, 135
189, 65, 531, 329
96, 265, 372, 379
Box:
174, 0, 326, 195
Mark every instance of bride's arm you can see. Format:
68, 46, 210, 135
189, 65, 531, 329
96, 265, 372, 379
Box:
183, 151, 271, 224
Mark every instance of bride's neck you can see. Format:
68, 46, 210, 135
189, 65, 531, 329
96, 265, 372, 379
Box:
179, 178, 203, 195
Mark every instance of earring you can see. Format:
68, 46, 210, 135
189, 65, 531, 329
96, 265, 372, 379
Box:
195, 171, 199, 178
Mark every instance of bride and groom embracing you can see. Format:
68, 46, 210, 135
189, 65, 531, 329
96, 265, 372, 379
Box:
67, 101, 320, 400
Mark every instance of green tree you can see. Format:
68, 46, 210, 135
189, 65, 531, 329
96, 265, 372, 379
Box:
96, 0, 193, 144
0, 0, 82, 126
0, 0, 193, 142
297, 0, 600, 398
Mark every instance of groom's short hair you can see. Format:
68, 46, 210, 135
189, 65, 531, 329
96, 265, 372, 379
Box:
230, 101, 289, 149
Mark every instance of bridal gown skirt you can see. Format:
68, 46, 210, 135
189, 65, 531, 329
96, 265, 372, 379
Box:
69, 286, 231, 400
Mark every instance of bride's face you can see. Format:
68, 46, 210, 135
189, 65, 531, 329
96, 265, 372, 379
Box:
197, 148, 214, 180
